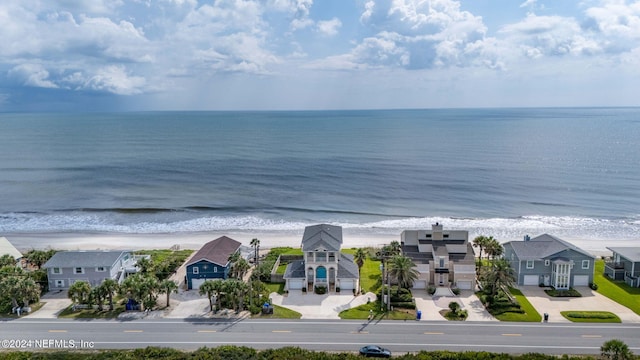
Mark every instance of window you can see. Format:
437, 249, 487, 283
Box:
55, 280, 65, 288
545, 260, 550, 266
52, 267, 62, 274
74, 267, 84, 274
582, 260, 590, 269
96, 267, 106, 272
192, 267, 199, 274
439, 257, 445, 268
526, 260, 534, 269
214, 267, 217, 273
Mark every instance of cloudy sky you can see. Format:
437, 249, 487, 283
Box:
1, 0, 639, 111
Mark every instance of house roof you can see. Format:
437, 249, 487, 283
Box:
283, 260, 306, 279
186, 236, 241, 267
0, 237, 22, 260
505, 234, 594, 261
607, 247, 640, 263
301, 224, 343, 252
43, 250, 128, 268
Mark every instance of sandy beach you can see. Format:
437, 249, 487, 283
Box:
4, 229, 624, 258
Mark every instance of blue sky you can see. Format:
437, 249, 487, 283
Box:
1, 0, 639, 111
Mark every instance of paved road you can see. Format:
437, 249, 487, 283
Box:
2, 318, 639, 355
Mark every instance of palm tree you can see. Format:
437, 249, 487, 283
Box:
472, 235, 490, 269
68, 280, 92, 306
100, 279, 119, 311
353, 248, 367, 294
250, 238, 260, 266
199, 279, 221, 312
121, 273, 159, 311
388, 254, 419, 290
485, 258, 515, 296
389, 241, 402, 256
24, 249, 52, 269
484, 237, 503, 261
135, 257, 153, 274
232, 258, 250, 280
159, 279, 178, 308
601, 339, 634, 360
90, 285, 107, 311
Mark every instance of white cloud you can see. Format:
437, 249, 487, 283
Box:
82, 65, 146, 95
9, 63, 58, 88
520, 0, 537, 8
317, 18, 342, 36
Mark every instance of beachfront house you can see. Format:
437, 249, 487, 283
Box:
186, 236, 241, 290
503, 234, 595, 289
0, 237, 23, 266
604, 247, 640, 287
283, 224, 359, 292
400, 223, 476, 290
43, 250, 139, 289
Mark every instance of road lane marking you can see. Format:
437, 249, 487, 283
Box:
350, 331, 369, 334
123, 330, 143, 333
501, 334, 522, 336
582, 335, 602, 338
197, 330, 217, 333
48, 330, 67, 333
424, 332, 444, 335
272, 330, 291, 333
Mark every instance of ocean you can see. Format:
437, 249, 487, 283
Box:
0, 108, 639, 243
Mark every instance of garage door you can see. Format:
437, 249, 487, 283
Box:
339, 279, 354, 290
288, 279, 304, 290
456, 281, 472, 290
191, 278, 206, 290
573, 275, 589, 287
523, 275, 539, 285
412, 280, 427, 289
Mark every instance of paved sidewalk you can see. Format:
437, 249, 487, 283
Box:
519, 286, 640, 323
269, 291, 377, 319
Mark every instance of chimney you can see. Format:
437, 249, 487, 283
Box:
524, 235, 530, 241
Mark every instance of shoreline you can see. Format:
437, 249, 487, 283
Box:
4, 230, 625, 257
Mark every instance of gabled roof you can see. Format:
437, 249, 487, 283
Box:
0, 237, 22, 260
607, 247, 640, 263
187, 236, 241, 267
301, 224, 342, 252
43, 250, 129, 268
337, 253, 359, 279
505, 234, 594, 261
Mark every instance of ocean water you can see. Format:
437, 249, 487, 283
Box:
0, 108, 639, 242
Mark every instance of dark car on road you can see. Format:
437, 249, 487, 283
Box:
359, 345, 391, 358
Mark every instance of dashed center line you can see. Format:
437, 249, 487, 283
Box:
581, 335, 602, 338
424, 332, 444, 335
502, 333, 522, 337
124, 330, 143, 333
350, 331, 369, 334
48, 330, 67, 333
272, 330, 291, 333
197, 330, 217, 333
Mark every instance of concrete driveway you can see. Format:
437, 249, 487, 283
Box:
518, 286, 640, 323
269, 291, 377, 319
24, 290, 71, 319
414, 288, 497, 322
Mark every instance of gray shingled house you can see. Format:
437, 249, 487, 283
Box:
503, 234, 595, 289
284, 224, 359, 292
43, 250, 139, 289
605, 247, 640, 287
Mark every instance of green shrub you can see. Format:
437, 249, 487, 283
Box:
314, 285, 326, 294
391, 301, 416, 309
589, 282, 598, 290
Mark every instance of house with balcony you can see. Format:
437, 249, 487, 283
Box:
400, 223, 476, 290
43, 250, 140, 289
605, 247, 640, 288
503, 234, 595, 289
283, 224, 359, 292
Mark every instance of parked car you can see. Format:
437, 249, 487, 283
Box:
359, 345, 391, 358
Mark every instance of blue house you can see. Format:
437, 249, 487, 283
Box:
186, 236, 241, 290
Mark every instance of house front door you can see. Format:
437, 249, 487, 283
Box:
438, 273, 446, 286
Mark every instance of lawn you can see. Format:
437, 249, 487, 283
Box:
264, 282, 285, 295
58, 303, 125, 319
593, 259, 640, 315
342, 247, 382, 293
339, 300, 415, 320
489, 288, 542, 322
560, 311, 621, 323
258, 304, 301, 319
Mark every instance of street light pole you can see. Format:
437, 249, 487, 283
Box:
379, 262, 384, 312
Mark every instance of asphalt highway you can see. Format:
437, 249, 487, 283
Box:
2, 318, 639, 355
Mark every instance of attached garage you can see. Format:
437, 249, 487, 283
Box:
338, 279, 355, 290
523, 275, 539, 286
191, 278, 206, 290
412, 280, 427, 289
573, 275, 589, 287
456, 280, 473, 290
288, 279, 304, 290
